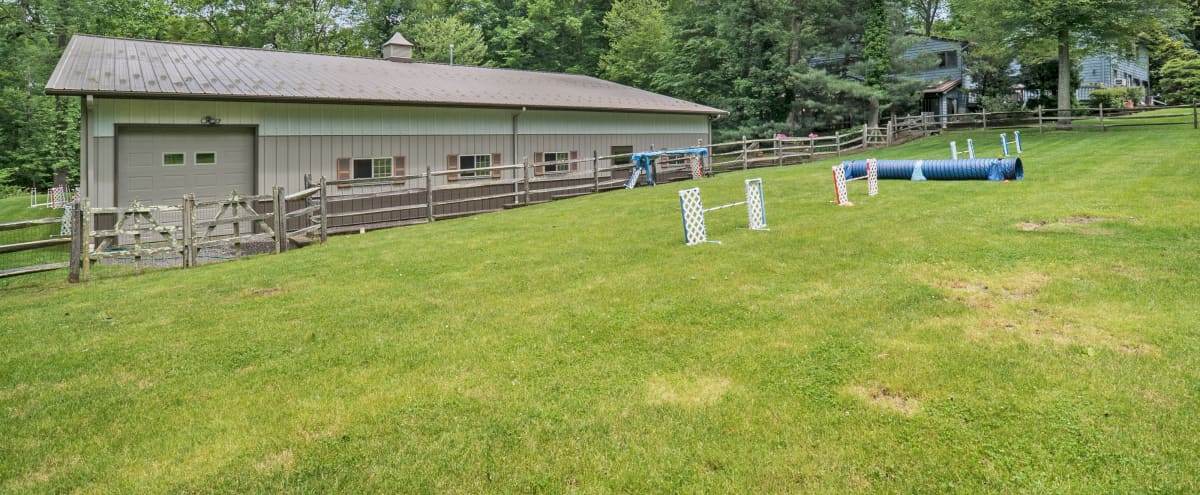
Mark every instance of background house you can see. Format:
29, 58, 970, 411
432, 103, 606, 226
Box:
1076, 47, 1151, 103
46, 34, 723, 209
901, 36, 971, 116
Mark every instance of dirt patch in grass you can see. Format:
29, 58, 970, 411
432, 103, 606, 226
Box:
254, 449, 295, 472
645, 375, 732, 406
4, 455, 81, 491
938, 271, 1050, 310
1017, 216, 1117, 235
846, 383, 921, 416
241, 286, 285, 298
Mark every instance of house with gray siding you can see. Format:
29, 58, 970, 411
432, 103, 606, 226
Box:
46, 34, 723, 213
900, 36, 970, 116
1076, 47, 1151, 103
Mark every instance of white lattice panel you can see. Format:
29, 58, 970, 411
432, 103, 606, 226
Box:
745, 178, 767, 230
833, 165, 850, 206
689, 155, 704, 180
866, 159, 878, 197
679, 188, 707, 245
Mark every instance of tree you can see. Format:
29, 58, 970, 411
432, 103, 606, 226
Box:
952, 0, 1183, 128
907, 0, 945, 37
1158, 56, 1200, 104
599, 0, 670, 88
409, 16, 488, 64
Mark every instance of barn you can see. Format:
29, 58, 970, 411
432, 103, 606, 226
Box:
45, 34, 724, 223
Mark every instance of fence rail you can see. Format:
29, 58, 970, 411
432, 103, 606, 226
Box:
0, 217, 70, 278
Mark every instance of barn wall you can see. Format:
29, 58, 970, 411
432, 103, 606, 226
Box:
85, 98, 710, 206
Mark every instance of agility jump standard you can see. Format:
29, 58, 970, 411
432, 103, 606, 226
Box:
1001, 131, 1023, 156
950, 139, 975, 160
833, 158, 878, 206
679, 178, 768, 246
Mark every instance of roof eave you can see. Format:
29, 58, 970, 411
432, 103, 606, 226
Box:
44, 89, 728, 116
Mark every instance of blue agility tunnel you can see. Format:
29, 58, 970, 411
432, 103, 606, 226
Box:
842, 158, 1023, 181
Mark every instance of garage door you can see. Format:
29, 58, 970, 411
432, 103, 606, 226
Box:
116, 126, 255, 206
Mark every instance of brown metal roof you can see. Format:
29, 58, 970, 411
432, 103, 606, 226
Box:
922, 79, 962, 94
46, 35, 725, 115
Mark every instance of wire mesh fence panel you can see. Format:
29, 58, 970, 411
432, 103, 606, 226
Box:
0, 218, 70, 275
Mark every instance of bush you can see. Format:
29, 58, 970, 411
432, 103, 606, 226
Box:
1158, 57, 1200, 105
1088, 88, 1125, 108
980, 95, 1023, 113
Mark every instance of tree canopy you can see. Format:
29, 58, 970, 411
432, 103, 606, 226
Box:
0, 0, 1196, 188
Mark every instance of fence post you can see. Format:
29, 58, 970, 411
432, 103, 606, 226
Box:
1193, 100, 1197, 129
981, 108, 988, 130
1099, 104, 1105, 132
836, 131, 842, 156
741, 136, 748, 170
68, 198, 82, 283
425, 167, 434, 224
272, 186, 285, 254
886, 120, 894, 146
317, 177, 329, 244
773, 136, 782, 166
592, 150, 600, 193
181, 194, 194, 267
80, 198, 91, 282
861, 124, 868, 151
1037, 106, 1043, 134
523, 159, 531, 205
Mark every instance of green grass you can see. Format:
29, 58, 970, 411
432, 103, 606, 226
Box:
0, 195, 69, 272
2, 126, 1199, 493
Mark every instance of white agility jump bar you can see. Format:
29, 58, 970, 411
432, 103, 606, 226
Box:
833, 159, 878, 206
679, 178, 768, 246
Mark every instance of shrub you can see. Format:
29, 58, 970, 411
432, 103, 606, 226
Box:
1157, 57, 1200, 105
1088, 88, 1125, 108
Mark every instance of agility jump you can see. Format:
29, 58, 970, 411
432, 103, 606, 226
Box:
678, 178, 768, 246
832, 158, 879, 206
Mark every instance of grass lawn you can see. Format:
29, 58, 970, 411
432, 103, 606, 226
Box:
0, 195, 70, 272
2, 126, 1198, 493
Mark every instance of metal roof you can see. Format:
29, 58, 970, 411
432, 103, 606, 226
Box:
46, 35, 725, 116
922, 79, 961, 94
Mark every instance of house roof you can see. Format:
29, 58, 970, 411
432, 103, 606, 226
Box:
922, 79, 961, 94
46, 35, 725, 116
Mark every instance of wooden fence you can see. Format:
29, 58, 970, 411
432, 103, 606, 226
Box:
0, 217, 71, 278
69, 187, 327, 282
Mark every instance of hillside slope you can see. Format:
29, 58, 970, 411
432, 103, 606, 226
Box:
2, 126, 1198, 493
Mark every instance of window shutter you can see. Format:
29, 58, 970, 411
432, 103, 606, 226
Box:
491, 153, 503, 179
392, 156, 406, 185
446, 154, 459, 182
533, 152, 544, 176
336, 158, 351, 188
569, 151, 579, 173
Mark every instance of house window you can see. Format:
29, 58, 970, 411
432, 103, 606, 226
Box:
195, 152, 217, 165
459, 154, 491, 178
543, 151, 570, 173
938, 51, 958, 69
611, 145, 633, 166
353, 157, 394, 179
162, 153, 185, 167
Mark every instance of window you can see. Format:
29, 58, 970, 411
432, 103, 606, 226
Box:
938, 51, 958, 69
459, 154, 491, 178
195, 152, 217, 165
162, 153, 185, 167
611, 145, 633, 166
352, 157, 394, 179
543, 151, 570, 173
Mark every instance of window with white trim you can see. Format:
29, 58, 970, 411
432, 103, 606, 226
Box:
459, 154, 491, 178
543, 151, 570, 173
163, 153, 185, 167
353, 157, 394, 179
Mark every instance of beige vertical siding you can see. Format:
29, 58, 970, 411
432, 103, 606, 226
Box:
86, 98, 712, 206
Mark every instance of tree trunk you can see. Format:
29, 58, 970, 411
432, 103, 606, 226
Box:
1056, 30, 1072, 130
785, 15, 802, 131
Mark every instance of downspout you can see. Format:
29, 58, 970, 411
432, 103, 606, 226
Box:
512, 106, 526, 167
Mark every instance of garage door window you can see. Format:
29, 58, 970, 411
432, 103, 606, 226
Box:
353, 157, 393, 179
163, 153, 185, 167
195, 152, 217, 165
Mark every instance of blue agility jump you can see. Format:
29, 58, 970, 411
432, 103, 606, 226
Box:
841, 158, 1024, 181
627, 148, 709, 188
